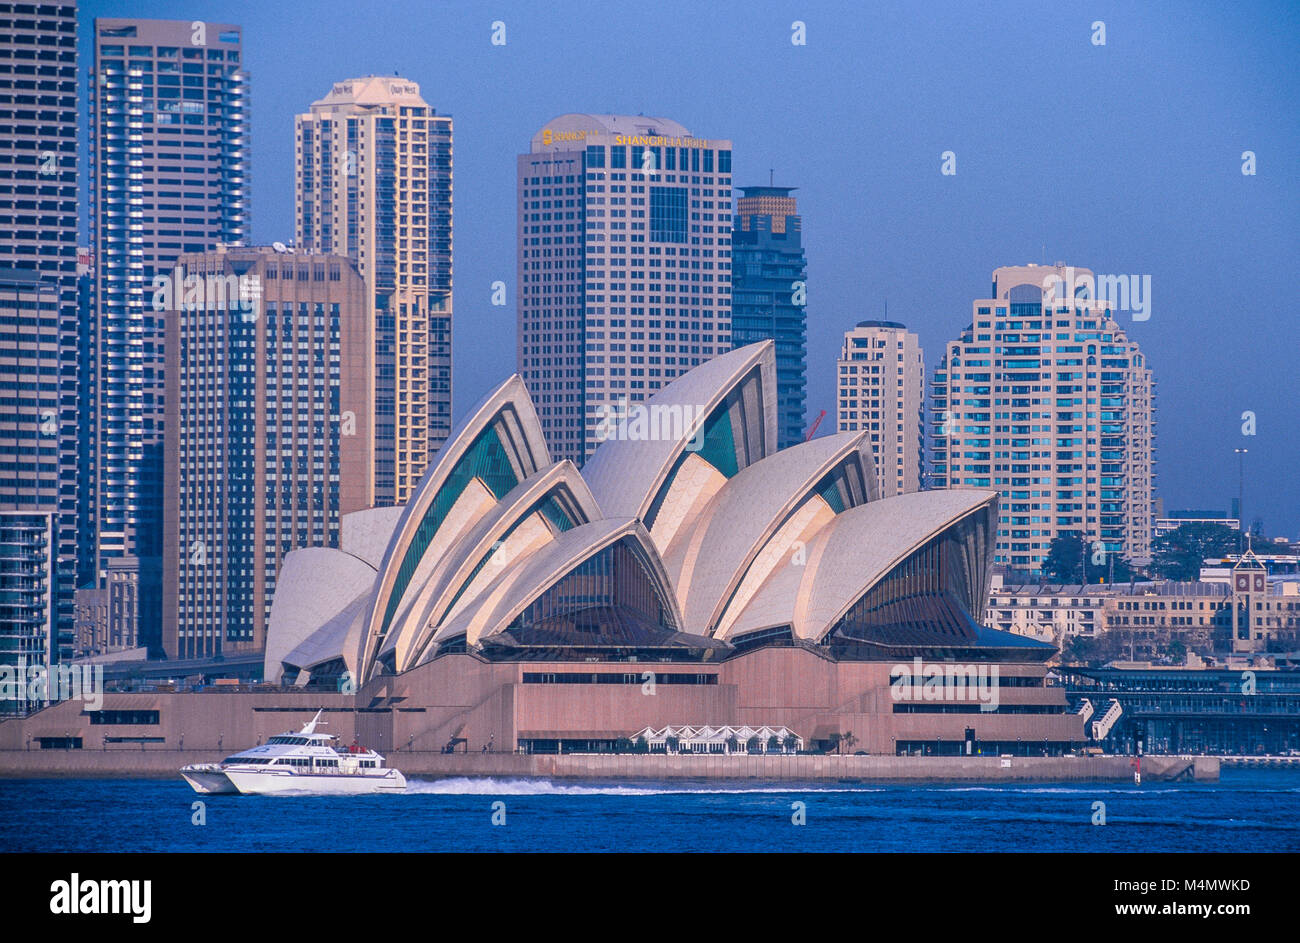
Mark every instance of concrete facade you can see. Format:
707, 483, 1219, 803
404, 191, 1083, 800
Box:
295, 76, 453, 505
0, 2, 78, 668
162, 246, 368, 660
0, 643, 1087, 761
931, 264, 1155, 574
517, 114, 733, 464
88, 18, 250, 655
836, 320, 924, 496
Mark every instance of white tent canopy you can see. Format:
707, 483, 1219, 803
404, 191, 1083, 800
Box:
630, 724, 802, 754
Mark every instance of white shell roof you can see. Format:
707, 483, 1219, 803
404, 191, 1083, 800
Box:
664, 431, 872, 633
340, 506, 405, 569
359, 373, 550, 677
425, 518, 678, 651
380, 460, 602, 670
280, 595, 371, 682
582, 341, 776, 521
726, 489, 999, 642
264, 547, 378, 682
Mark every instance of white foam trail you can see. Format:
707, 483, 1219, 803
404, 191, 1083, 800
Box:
404, 777, 883, 796
938, 786, 1204, 795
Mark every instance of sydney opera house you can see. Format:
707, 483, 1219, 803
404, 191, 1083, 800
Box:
265, 342, 1085, 755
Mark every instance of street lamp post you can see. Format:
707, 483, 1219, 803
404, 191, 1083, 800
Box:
1234, 448, 1248, 542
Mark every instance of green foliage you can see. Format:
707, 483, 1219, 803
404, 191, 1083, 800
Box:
1151, 523, 1243, 581
1042, 532, 1137, 584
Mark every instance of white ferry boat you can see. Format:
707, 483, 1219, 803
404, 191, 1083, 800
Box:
180, 710, 406, 795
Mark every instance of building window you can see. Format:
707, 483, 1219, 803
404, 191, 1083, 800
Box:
650, 186, 688, 243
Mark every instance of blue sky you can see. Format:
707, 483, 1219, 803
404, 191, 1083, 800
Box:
80, 0, 1300, 536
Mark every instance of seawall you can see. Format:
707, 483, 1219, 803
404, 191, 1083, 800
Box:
0, 750, 1218, 782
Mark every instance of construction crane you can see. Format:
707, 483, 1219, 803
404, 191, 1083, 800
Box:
804, 409, 827, 441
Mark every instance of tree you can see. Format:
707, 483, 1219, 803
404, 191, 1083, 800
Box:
767, 735, 782, 753
841, 731, 858, 755
826, 732, 842, 755
665, 735, 680, 754
746, 735, 762, 754
614, 737, 632, 754
1165, 639, 1187, 663
724, 734, 739, 754
1151, 523, 1242, 581
1042, 532, 1137, 583
783, 734, 800, 754
1042, 532, 1088, 583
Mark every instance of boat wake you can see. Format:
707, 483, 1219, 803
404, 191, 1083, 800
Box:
404, 777, 884, 796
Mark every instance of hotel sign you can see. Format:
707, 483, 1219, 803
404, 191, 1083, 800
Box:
540, 128, 714, 148
541, 128, 593, 145
614, 134, 710, 148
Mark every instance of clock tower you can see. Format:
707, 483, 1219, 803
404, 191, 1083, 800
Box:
1230, 540, 1267, 654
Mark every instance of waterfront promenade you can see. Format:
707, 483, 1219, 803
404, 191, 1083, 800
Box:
0, 749, 1217, 782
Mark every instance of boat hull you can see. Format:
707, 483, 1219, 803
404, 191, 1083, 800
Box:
180, 765, 239, 794
222, 767, 407, 795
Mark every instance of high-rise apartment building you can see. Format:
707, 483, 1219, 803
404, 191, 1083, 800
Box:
295, 75, 452, 505
732, 185, 807, 449
89, 18, 249, 654
0, 2, 78, 686
930, 264, 1155, 574
0, 275, 62, 712
162, 246, 368, 660
836, 320, 924, 496
518, 114, 733, 464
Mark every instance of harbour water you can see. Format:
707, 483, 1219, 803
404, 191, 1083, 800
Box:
3, 767, 1297, 852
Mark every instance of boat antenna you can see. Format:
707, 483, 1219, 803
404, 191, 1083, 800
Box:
300, 708, 326, 735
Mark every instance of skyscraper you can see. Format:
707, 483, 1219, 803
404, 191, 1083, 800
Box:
930, 264, 1155, 574
295, 75, 453, 506
731, 185, 807, 449
0, 1, 78, 695
89, 18, 249, 654
162, 246, 368, 660
0, 275, 62, 712
836, 320, 924, 496
518, 114, 733, 464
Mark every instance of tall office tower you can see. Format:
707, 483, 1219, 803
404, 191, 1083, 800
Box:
75, 248, 93, 590
836, 320, 924, 497
731, 186, 807, 449
518, 114, 733, 464
930, 264, 1155, 575
163, 246, 368, 660
295, 76, 453, 506
0, 2, 78, 685
89, 19, 249, 655
0, 275, 61, 712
